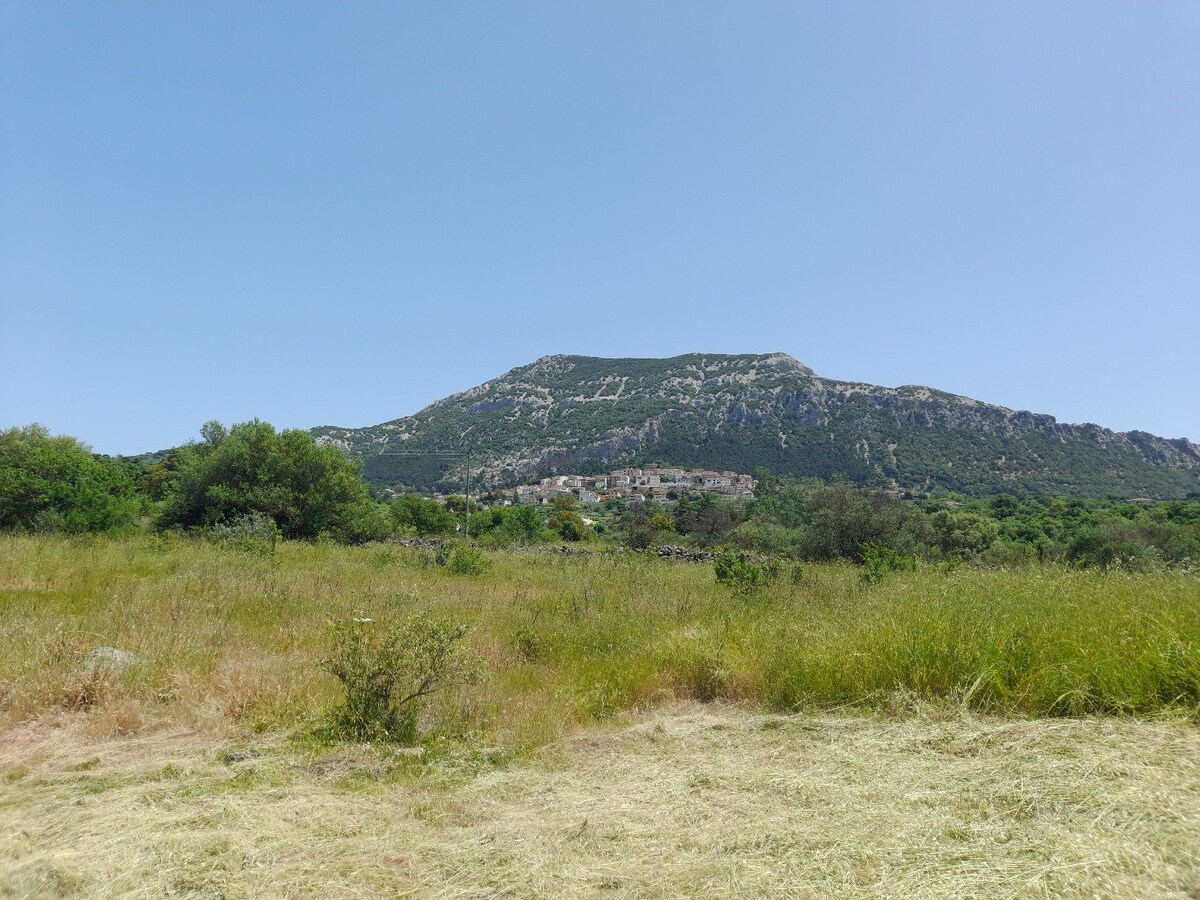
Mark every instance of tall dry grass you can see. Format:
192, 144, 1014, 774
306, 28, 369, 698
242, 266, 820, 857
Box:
0, 533, 1197, 748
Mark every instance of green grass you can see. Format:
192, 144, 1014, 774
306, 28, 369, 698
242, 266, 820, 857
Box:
1, 534, 1198, 749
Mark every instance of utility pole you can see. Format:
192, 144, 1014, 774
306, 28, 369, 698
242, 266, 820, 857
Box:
462, 425, 475, 514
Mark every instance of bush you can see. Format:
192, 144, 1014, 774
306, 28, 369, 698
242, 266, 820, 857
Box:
713, 551, 779, 593
729, 521, 805, 557
157, 419, 374, 540
548, 506, 589, 541
929, 509, 998, 559
207, 511, 280, 555
468, 505, 553, 545
1067, 521, 1162, 571
0, 425, 140, 533
320, 615, 481, 744
513, 627, 543, 663
390, 494, 457, 536
976, 538, 1038, 568
621, 505, 676, 549
861, 543, 918, 584
445, 544, 488, 575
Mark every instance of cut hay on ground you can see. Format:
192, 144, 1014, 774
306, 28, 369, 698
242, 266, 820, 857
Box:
3, 704, 1198, 898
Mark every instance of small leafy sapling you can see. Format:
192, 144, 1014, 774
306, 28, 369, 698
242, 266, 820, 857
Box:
321, 615, 482, 743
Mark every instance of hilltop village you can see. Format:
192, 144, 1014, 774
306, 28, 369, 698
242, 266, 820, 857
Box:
508, 466, 756, 505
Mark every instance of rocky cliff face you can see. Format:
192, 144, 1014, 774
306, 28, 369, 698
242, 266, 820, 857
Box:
312, 353, 1200, 498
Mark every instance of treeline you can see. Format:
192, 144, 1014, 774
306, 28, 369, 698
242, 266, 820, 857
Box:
620, 474, 1200, 571
0, 422, 591, 546
3, 422, 1198, 570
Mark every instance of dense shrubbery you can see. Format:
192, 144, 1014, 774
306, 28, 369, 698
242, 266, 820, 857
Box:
545, 494, 589, 541
713, 551, 779, 592
612, 477, 1199, 573
444, 544, 489, 575
0, 425, 141, 533
467, 504, 554, 544
155, 421, 381, 541
206, 511, 281, 555
2, 420, 1196, 571
390, 493, 457, 536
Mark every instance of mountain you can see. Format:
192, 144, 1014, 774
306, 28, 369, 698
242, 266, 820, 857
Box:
312, 353, 1200, 498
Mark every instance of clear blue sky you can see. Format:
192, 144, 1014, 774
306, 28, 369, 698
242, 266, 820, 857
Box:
3, 2, 1198, 455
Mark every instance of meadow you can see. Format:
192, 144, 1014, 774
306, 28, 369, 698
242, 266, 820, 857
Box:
2, 534, 1199, 896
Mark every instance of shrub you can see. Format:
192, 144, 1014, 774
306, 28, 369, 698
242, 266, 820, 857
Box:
976, 538, 1038, 568
0, 425, 140, 533
320, 615, 481, 744
548, 508, 589, 541
208, 512, 280, 555
729, 521, 805, 557
513, 628, 543, 663
621, 506, 676, 549
861, 543, 918, 584
157, 420, 374, 540
1067, 521, 1161, 571
929, 509, 998, 559
445, 544, 488, 576
390, 494, 458, 536
468, 506, 553, 545
713, 551, 779, 593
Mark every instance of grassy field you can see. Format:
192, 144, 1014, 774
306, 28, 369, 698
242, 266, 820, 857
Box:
2, 534, 1199, 896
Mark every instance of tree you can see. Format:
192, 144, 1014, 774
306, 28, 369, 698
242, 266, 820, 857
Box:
674, 492, 737, 543
621, 503, 676, 549
467, 505, 551, 544
929, 509, 998, 559
391, 494, 457, 535
156, 420, 377, 540
0, 425, 140, 532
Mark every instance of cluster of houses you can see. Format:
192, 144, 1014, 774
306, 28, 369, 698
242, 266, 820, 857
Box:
511, 466, 757, 505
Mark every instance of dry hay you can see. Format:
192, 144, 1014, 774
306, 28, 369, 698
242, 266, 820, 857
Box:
2, 704, 1198, 898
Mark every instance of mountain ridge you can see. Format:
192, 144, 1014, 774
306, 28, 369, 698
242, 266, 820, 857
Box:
312, 353, 1200, 498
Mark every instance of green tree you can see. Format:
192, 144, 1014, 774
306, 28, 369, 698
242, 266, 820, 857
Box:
929, 509, 999, 559
157, 420, 378, 540
467, 505, 551, 544
390, 494, 457, 535
799, 483, 932, 562
621, 503, 676, 549
547, 500, 589, 541
0, 425, 140, 532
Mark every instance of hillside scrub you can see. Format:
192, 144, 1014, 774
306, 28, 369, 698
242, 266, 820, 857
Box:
313, 352, 1200, 498
662, 478, 1200, 572
3, 421, 1197, 575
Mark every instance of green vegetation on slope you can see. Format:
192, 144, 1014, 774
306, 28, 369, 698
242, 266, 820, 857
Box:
312, 353, 1200, 498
